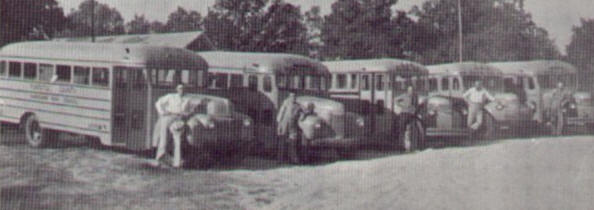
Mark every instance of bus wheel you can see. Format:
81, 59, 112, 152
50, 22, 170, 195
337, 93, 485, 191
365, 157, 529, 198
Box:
24, 115, 53, 148
402, 120, 425, 152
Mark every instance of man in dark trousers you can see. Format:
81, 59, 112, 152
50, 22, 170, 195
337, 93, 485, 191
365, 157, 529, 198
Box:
395, 85, 419, 149
549, 82, 572, 135
276, 93, 303, 164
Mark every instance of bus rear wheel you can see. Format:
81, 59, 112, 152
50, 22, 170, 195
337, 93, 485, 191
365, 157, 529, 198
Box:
402, 120, 425, 152
24, 115, 54, 148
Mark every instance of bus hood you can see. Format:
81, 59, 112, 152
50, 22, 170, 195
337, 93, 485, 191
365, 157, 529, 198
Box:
295, 96, 345, 116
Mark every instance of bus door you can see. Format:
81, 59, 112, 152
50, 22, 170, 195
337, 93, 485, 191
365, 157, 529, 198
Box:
523, 75, 542, 122
112, 67, 149, 150
359, 72, 377, 134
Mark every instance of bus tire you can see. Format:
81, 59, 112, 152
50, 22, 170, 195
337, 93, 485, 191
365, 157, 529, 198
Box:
402, 119, 425, 152
24, 115, 54, 148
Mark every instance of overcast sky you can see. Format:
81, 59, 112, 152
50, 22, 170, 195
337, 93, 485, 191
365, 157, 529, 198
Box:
56, 0, 594, 54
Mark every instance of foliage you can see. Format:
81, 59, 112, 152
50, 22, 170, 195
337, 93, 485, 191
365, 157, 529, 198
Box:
411, 0, 560, 64
203, 0, 308, 54
165, 7, 203, 32
304, 6, 324, 58
566, 19, 594, 89
320, 0, 416, 60
0, 0, 66, 45
126, 14, 151, 34
62, 0, 125, 37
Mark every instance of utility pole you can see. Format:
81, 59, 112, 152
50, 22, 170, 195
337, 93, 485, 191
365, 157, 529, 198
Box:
91, 0, 95, 42
457, 0, 463, 63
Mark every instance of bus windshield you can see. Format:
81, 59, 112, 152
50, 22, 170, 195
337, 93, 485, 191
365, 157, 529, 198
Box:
392, 75, 427, 94
277, 65, 329, 92
463, 75, 503, 92
538, 74, 577, 90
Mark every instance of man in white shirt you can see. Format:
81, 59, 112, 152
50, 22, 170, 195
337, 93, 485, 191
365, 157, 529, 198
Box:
463, 81, 496, 130
152, 84, 191, 168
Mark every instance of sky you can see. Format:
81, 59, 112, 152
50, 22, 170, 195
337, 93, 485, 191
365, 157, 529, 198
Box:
56, 0, 594, 54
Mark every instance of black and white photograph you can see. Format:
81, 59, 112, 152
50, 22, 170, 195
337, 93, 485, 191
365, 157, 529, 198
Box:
1, 0, 593, 209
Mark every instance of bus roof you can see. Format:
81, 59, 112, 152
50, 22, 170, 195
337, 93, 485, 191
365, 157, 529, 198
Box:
322, 58, 428, 75
197, 51, 329, 75
0, 41, 208, 71
427, 62, 502, 77
488, 60, 577, 76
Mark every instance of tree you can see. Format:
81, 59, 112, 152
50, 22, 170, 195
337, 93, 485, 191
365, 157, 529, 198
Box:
126, 14, 151, 34
204, 0, 307, 54
567, 19, 594, 90
321, 0, 413, 60
411, 0, 560, 64
0, 0, 66, 45
304, 6, 324, 58
150, 21, 168, 33
165, 7, 203, 32
64, 0, 125, 37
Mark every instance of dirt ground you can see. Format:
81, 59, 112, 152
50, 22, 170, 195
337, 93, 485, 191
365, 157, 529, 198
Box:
1, 125, 593, 210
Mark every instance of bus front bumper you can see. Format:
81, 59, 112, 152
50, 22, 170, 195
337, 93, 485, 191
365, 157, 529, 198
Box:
426, 128, 471, 137
567, 117, 594, 126
307, 136, 361, 149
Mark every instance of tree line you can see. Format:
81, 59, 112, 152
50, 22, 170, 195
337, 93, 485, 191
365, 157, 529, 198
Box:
1, 0, 593, 78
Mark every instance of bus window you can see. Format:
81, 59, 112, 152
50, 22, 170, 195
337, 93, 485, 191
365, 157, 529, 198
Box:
441, 77, 449, 91
92, 67, 109, 87
453, 77, 460, 90
73, 66, 90, 85
276, 74, 287, 89
114, 69, 127, 88
157, 69, 179, 87
350, 74, 357, 89
56, 65, 72, 83
23, 63, 37, 80
428, 78, 438, 91
263, 75, 272, 92
0, 61, 5, 77
337, 74, 347, 89
180, 70, 197, 87
230, 74, 243, 89
39, 64, 54, 82
307, 75, 321, 90
361, 75, 370, 90
322, 76, 330, 90
416, 77, 426, 91
215, 73, 228, 89
295, 75, 305, 89
528, 77, 536, 90
376, 75, 384, 91
248, 75, 258, 91
8, 62, 22, 78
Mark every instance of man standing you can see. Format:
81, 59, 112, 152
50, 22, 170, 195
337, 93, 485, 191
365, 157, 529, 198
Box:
152, 84, 191, 168
395, 85, 419, 149
463, 80, 496, 131
276, 93, 303, 164
549, 82, 572, 135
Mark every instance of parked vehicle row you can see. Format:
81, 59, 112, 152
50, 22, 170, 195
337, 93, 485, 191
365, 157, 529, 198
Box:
1, 40, 592, 166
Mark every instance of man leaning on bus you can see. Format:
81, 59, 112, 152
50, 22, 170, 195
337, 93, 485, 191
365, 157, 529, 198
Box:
463, 80, 496, 131
152, 84, 191, 168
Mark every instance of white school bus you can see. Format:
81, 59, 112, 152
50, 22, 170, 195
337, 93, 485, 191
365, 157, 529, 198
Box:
197, 51, 366, 160
490, 60, 594, 134
427, 62, 533, 138
324, 59, 471, 151
0, 41, 253, 155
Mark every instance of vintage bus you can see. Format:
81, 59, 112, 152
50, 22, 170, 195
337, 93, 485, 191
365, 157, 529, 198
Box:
0, 41, 254, 160
426, 62, 533, 138
323, 59, 469, 151
196, 51, 366, 160
490, 60, 594, 134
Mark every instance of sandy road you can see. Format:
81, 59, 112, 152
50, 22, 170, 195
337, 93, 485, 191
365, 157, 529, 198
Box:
1, 125, 593, 210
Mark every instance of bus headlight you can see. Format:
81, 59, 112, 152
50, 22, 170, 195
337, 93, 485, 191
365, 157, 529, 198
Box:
428, 110, 437, 116
461, 109, 468, 115
243, 119, 251, 127
496, 104, 504, 110
205, 121, 216, 129
314, 122, 322, 129
356, 117, 365, 127
570, 103, 577, 109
